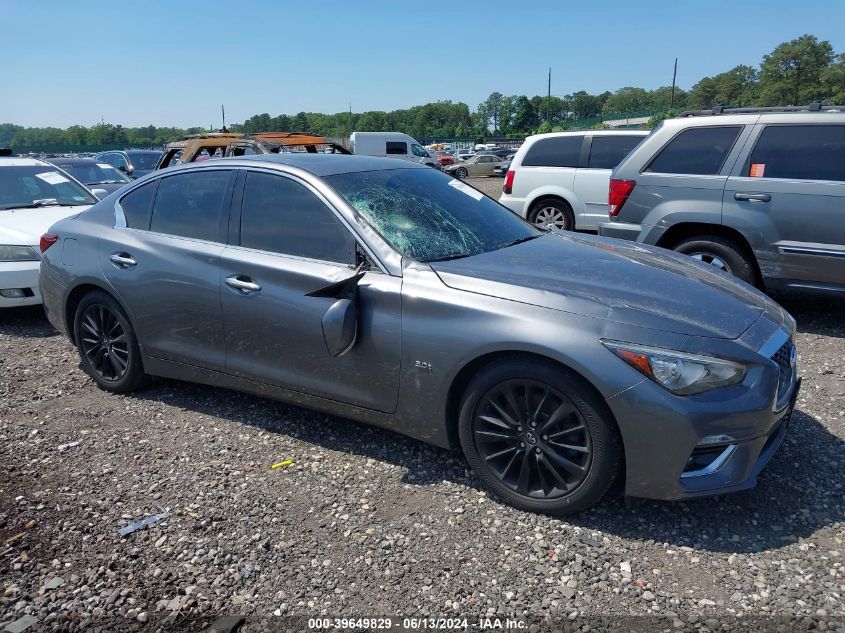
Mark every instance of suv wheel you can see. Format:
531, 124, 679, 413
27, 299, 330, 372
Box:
458, 358, 621, 515
74, 290, 149, 392
529, 199, 575, 231
674, 236, 756, 285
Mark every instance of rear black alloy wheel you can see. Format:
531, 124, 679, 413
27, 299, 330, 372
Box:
74, 290, 148, 392
459, 359, 621, 515
474, 379, 591, 498
79, 304, 129, 382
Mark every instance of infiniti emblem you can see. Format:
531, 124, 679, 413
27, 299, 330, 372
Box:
524, 430, 538, 446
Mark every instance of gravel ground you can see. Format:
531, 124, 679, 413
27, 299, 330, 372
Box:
465, 177, 505, 201
1, 286, 843, 631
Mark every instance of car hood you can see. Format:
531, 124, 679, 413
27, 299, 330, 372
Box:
431, 232, 777, 339
0, 206, 91, 245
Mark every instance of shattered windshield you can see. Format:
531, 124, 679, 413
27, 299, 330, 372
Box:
325, 168, 539, 263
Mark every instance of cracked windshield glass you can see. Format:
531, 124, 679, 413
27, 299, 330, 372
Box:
325, 168, 539, 262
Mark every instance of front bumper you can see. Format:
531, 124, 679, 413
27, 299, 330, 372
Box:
606, 324, 800, 501
0, 260, 42, 308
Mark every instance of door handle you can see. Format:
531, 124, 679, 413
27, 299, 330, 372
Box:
109, 253, 137, 268
225, 275, 261, 294
734, 192, 771, 203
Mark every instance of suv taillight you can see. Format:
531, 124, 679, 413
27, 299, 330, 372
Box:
40, 233, 59, 253
608, 179, 636, 217
503, 170, 515, 195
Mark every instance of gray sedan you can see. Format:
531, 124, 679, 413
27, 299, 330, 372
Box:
39, 155, 800, 515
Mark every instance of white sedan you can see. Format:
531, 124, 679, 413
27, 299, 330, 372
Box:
1, 158, 98, 308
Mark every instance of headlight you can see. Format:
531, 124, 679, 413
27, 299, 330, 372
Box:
0, 245, 40, 262
602, 340, 747, 395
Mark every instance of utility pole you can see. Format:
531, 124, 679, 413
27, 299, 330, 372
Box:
670, 58, 678, 109
547, 67, 552, 123
221, 104, 227, 132
348, 102, 352, 135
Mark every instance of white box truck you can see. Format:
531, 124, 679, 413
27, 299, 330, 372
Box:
349, 132, 438, 168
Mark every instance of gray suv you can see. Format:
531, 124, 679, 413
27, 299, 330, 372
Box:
599, 104, 845, 295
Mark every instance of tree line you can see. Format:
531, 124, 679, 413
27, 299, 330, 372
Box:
2, 34, 843, 149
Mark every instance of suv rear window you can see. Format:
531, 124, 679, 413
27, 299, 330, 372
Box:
647, 126, 741, 175
747, 124, 845, 182
522, 136, 582, 168
587, 135, 644, 169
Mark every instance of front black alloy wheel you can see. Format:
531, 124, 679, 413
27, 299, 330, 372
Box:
473, 379, 592, 498
74, 290, 148, 392
459, 358, 621, 515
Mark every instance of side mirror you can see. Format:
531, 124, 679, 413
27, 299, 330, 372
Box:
91, 188, 108, 200
321, 298, 358, 357
117, 164, 127, 173
306, 270, 366, 357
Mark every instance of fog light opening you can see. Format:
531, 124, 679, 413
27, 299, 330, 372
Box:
681, 444, 737, 478
0, 288, 33, 298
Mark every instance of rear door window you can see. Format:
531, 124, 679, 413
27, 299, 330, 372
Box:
746, 124, 845, 182
149, 170, 231, 242
119, 181, 157, 229
521, 136, 582, 168
646, 126, 741, 175
386, 141, 407, 155
587, 135, 644, 169
239, 171, 354, 263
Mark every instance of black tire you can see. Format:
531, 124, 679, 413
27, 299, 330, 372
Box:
458, 357, 621, 515
455, 167, 468, 179
73, 290, 149, 392
674, 236, 756, 285
529, 198, 575, 231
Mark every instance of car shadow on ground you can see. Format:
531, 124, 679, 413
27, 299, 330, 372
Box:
130, 376, 844, 555
0, 305, 59, 338
776, 292, 845, 340
5, 298, 844, 554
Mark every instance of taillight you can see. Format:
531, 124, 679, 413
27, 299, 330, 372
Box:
503, 170, 515, 195
40, 233, 58, 253
608, 179, 636, 217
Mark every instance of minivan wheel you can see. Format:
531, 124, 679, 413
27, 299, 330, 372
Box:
674, 236, 756, 285
529, 199, 575, 231
74, 290, 149, 392
459, 359, 621, 515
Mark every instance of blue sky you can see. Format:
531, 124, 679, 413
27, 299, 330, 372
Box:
3, 0, 844, 128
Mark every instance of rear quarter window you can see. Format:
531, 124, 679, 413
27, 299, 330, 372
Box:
747, 124, 845, 182
646, 126, 742, 175
119, 181, 157, 229
587, 135, 645, 169
521, 136, 582, 168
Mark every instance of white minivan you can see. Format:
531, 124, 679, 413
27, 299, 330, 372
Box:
349, 132, 438, 168
500, 130, 648, 231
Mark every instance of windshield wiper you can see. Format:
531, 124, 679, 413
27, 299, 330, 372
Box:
501, 235, 541, 249
426, 252, 473, 263
0, 199, 61, 210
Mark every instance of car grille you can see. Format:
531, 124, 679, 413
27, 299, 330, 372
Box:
771, 339, 795, 400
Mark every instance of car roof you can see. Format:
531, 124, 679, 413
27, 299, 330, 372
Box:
524, 130, 649, 143
47, 157, 102, 165
126, 150, 162, 155
0, 157, 51, 167
170, 153, 427, 177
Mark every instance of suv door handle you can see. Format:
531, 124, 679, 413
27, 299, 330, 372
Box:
734, 192, 771, 203
225, 275, 261, 294
109, 253, 137, 268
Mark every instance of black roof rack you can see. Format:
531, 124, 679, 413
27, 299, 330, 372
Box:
678, 101, 844, 117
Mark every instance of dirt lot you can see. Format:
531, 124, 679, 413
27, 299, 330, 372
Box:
1, 280, 843, 630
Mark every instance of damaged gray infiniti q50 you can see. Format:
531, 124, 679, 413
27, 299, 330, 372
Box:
39, 155, 800, 514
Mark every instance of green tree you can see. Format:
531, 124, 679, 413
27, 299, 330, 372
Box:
821, 53, 845, 103
758, 34, 834, 105
476, 92, 505, 133
602, 87, 650, 116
